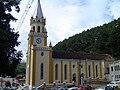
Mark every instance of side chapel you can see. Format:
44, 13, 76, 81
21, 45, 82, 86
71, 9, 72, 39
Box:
26, 0, 114, 88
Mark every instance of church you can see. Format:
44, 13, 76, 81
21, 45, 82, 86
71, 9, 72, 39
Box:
26, 0, 114, 88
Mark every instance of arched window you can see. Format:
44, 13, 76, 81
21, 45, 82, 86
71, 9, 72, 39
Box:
42, 27, 44, 32
38, 26, 40, 32
33, 26, 35, 31
41, 63, 44, 79
64, 64, 67, 80
88, 65, 91, 77
72, 73, 76, 82
55, 64, 58, 80
96, 65, 98, 77
33, 20, 35, 22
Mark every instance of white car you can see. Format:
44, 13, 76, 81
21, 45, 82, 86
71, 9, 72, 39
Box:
68, 87, 78, 90
106, 81, 120, 88
95, 86, 113, 90
95, 86, 106, 90
58, 85, 77, 90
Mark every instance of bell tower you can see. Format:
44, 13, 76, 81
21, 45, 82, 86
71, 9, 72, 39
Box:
26, 0, 53, 88
30, 0, 47, 46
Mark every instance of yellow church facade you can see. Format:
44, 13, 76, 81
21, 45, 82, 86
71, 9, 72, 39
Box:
26, 0, 114, 88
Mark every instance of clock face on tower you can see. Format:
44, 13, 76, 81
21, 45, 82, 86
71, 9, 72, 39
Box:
36, 37, 42, 44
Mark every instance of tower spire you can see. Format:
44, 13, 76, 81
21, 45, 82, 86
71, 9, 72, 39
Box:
36, 0, 43, 18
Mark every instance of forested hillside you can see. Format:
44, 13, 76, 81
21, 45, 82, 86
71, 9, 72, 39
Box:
53, 18, 120, 59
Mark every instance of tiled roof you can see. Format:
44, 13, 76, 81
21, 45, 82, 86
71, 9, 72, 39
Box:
52, 51, 112, 60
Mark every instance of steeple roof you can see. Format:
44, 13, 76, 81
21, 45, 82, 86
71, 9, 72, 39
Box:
44, 27, 47, 33
49, 42, 52, 47
36, 0, 43, 18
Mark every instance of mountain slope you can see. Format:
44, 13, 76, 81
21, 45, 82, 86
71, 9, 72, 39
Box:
53, 18, 120, 59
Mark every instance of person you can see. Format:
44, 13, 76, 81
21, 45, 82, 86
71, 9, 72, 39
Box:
81, 76, 84, 86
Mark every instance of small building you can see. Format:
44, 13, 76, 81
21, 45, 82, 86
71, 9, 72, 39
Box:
109, 60, 120, 81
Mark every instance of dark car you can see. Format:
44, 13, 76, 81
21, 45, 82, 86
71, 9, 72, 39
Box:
78, 85, 92, 90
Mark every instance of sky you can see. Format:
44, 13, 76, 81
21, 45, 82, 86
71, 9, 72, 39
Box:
11, 0, 120, 61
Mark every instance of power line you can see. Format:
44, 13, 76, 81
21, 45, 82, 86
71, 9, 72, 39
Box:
16, 0, 34, 31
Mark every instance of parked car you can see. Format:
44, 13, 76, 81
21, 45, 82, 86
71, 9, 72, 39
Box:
94, 86, 113, 90
68, 87, 78, 90
116, 81, 120, 88
0, 87, 2, 90
107, 81, 120, 88
78, 85, 92, 90
58, 86, 68, 90
94, 86, 105, 90
58, 85, 76, 90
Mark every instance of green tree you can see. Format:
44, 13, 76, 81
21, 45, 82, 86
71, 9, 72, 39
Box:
16, 63, 26, 77
0, 0, 23, 77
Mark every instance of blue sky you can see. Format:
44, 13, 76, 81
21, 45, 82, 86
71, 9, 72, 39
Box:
11, 0, 120, 61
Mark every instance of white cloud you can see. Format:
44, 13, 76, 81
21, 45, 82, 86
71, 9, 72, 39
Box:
11, 0, 120, 61
43, 0, 115, 45
109, 0, 120, 19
